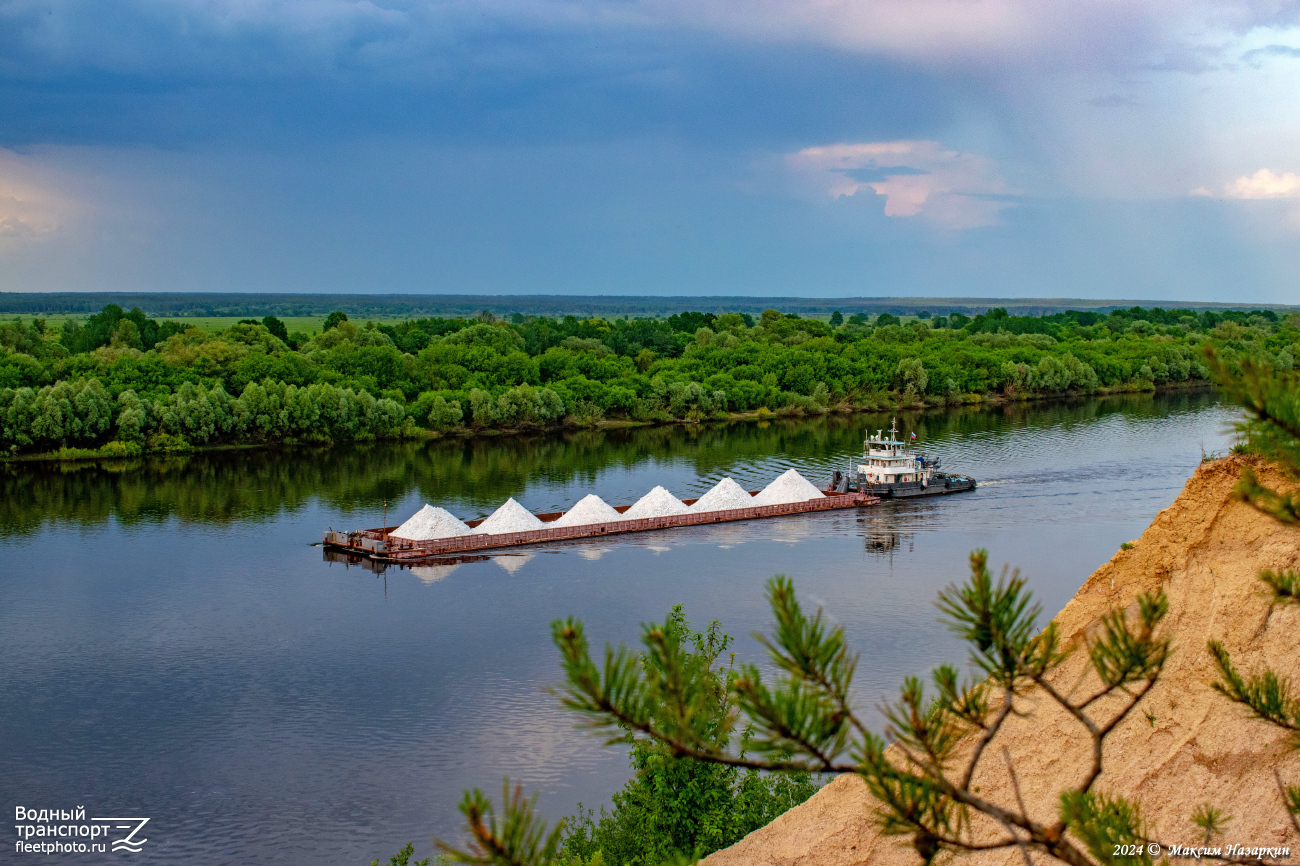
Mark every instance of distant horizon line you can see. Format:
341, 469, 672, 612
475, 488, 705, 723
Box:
1, 290, 1292, 304
1, 291, 1294, 318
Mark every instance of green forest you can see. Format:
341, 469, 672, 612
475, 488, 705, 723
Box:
0, 303, 1294, 457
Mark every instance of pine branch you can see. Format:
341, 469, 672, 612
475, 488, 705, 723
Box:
1032, 670, 1159, 804
1277, 770, 1300, 836
864, 729, 1099, 866
1059, 791, 1150, 866
1086, 592, 1170, 692
1191, 802, 1232, 844
1206, 351, 1300, 447
936, 550, 1047, 687
1259, 569, 1300, 607
1234, 466, 1300, 525
958, 686, 1014, 790
882, 675, 969, 776
732, 667, 854, 770
872, 567, 1165, 866
436, 781, 565, 866
991, 812, 1035, 866
1205, 350, 1300, 522
756, 576, 869, 739
1209, 641, 1300, 747
554, 615, 853, 773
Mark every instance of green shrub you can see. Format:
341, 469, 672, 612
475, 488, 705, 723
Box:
556, 608, 821, 866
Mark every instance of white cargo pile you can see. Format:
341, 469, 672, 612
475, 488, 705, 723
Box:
689, 478, 755, 513
391, 504, 473, 540
552, 494, 623, 527
392, 468, 823, 545
753, 469, 825, 506
474, 498, 545, 535
622, 485, 690, 519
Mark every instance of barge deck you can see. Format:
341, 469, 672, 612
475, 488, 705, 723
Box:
324, 490, 880, 562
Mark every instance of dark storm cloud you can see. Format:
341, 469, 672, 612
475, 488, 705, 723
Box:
0, 4, 960, 150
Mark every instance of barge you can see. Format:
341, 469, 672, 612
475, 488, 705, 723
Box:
324, 489, 879, 562
322, 422, 977, 564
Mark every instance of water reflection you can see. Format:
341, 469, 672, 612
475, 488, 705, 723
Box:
862, 527, 913, 558
0, 389, 1224, 537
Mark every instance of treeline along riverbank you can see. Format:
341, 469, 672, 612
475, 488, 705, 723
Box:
0, 303, 1289, 458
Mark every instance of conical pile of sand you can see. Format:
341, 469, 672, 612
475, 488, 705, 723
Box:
474, 498, 545, 535
391, 504, 472, 540
623, 486, 690, 519
689, 478, 755, 513
552, 494, 622, 527
752, 469, 825, 506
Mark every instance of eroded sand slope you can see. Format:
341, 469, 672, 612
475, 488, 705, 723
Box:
704, 457, 1300, 865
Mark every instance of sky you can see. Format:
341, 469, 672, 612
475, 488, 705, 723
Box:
0, 0, 1299, 301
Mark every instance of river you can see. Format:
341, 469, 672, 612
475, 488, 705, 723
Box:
0, 392, 1235, 864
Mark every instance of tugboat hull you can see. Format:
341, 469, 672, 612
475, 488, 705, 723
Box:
862, 473, 976, 499
829, 469, 977, 499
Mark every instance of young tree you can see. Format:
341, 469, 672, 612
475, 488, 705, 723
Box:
558, 608, 819, 866
897, 358, 929, 397
261, 315, 291, 343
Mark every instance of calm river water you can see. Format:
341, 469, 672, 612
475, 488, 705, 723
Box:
0, 392, 1234, 864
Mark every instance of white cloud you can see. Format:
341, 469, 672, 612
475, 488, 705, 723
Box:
786, 140, 1014, 228
1190, 168, 1300, 233
1191, 168, 1300, 198
1222, 168, 1300, 198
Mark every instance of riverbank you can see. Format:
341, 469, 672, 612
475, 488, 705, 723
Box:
2, 380, 1215, 464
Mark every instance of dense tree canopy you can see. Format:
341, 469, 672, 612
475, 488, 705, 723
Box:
1, 304, 1294, 454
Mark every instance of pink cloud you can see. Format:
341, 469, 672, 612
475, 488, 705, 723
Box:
787, 140, 1014, 228
0, 150, 74, 246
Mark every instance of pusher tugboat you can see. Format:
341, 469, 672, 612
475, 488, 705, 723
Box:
828, 418, 977, 499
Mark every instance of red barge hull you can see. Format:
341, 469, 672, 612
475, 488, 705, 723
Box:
323, 490, 880, 561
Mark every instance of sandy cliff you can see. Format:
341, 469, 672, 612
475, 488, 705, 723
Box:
704, 457, 1300, 865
